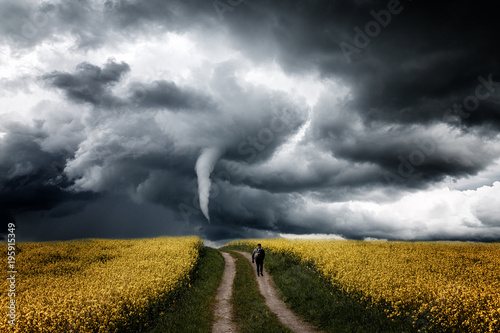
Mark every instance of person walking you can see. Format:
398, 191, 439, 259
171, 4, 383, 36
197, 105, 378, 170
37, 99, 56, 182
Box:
252, 243, 265, 277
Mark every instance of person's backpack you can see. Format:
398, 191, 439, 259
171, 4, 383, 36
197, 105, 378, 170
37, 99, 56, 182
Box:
255, 248, 264, 259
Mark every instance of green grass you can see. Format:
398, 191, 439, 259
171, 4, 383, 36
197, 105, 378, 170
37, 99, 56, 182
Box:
148, 247, 225, 333
222, 245, 413, 333
226, 250, 294, 333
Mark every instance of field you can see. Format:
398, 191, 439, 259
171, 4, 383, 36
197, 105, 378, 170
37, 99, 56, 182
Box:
228, 239, 500, 332
3, 236, 499, 332
0, 236, 203, 333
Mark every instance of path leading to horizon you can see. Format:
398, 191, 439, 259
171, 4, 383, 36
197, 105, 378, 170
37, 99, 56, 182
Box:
236, 251, 322, 333
212, 250, 322, 333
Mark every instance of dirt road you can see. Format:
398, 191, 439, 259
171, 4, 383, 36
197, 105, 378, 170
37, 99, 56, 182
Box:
212, 251, 322, 333
212, 252, 237, 333
237, 251, 322, 333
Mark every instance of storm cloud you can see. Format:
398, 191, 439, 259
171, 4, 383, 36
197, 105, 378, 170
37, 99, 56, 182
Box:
1, 0, 499, 242
43, 59, 130, 106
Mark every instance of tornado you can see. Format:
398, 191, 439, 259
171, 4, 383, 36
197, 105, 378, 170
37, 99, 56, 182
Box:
195, 147, 222, 222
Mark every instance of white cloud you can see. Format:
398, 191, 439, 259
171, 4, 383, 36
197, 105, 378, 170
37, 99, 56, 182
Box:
279, 232, 345, 239
242, 61, 348, 108
446, 157, 500, 191
292, 181, 500, 240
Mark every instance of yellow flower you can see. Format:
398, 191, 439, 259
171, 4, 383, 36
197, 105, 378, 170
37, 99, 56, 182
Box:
0, 236, 202, 332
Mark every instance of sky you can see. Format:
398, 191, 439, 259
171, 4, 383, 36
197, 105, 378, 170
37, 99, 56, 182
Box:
1, 0, 499, 243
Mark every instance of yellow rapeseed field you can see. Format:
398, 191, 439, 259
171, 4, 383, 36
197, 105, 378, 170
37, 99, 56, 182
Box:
230, 238, 500, 332
0, 236, 203, 333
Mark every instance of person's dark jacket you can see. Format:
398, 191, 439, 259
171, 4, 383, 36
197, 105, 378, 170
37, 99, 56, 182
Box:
252, 247, 265, 262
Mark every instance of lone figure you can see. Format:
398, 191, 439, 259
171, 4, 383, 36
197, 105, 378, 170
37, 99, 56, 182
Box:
252, 243, 265, 277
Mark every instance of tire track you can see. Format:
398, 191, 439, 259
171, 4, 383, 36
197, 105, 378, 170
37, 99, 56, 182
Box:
212, 252, 237, 333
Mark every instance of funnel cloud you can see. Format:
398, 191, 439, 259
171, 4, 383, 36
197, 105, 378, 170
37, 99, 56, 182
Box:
195, 147, 223, 221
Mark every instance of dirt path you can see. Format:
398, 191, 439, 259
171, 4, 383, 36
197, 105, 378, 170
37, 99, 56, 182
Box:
212, 252, 237, 333
237, 251, 322, 333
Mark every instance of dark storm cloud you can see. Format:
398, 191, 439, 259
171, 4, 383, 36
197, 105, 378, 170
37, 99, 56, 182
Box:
210, 183, 291, 229
37, 58, 309, 234
198, 0, 500, 133
129, 80, 214, 111
0, 121, 95, 214
246, 0, 500, 124
0, 209, 16, 241
14, 194, 196, 242
459, 98, 500, 132
314, 126, 487, 187
219, 85, 497, 199
28, 0, 499, 167
217, 156, 383, 200
6, 0, 499, 127
2, 0, 500, 242
42, 60, 215, 112
306, 89, 500, 190
42, 59, 130, 106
